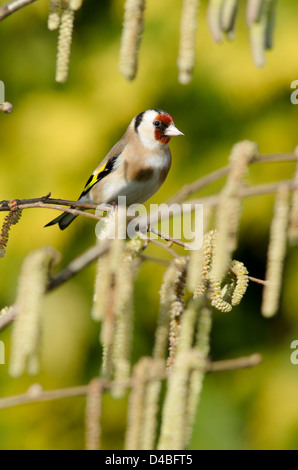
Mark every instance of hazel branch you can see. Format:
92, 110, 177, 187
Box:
0, 353, 262, 410
185, 179, 298, 209
0, 194, 111, 213
47, 239, 111, 291
0, 0, 37, 22
1, 150, 297, 219
167, 152, 298, 205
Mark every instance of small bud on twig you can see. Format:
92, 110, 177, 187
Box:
0, 101, 13, 113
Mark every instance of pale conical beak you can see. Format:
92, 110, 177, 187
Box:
164, 123, 184, 137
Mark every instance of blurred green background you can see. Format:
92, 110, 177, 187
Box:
0, 0, 298, 450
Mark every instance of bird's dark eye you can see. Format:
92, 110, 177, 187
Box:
153, 120, 161, 127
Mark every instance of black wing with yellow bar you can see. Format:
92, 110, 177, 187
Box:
79, 154, 119, 199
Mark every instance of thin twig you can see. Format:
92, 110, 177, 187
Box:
0, 196, 111, 213
148, 226, 192, 250
239, 179, 296, 199
230, 267, 268, 286
0, 306, 16, 330
149, 229, 268, 287
0, 353, 262, 410
0, 0, 37, 22
139, 179, 298, 234
18, 203, 103, 222
1, 175, 297, 229
136, 230, 179, 257
47, 240, 111, 291
167, 152, 298, 205
167, 165, 230, 205
0, 384, 93, 410
1, 152, 295, 213
251, 152, 297, 163
148, 238, 179, 258
186, 179, 298, 209
140, 254, 170, 266
206, 353, 262, 372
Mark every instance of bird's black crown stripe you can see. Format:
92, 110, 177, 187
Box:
134, 112, 144, 132
153, 108, 168, 115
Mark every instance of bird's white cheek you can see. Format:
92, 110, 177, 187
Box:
139, 131, 162, 151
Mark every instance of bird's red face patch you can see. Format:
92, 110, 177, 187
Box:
154, 113, 174, 144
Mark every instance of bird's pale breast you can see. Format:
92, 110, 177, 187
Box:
89, 150, 171, 206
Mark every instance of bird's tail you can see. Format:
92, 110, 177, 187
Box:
45, 211, 77, 230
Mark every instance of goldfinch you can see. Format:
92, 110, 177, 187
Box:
45, 109, 184, 230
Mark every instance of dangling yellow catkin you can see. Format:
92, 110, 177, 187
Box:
153, 257, 187, 362
0, 209, 22, 258
209, 260, 249, 313
207, 0, 224, 43
93, 249, 117, 380
99, 279, 117, 380
124, 357, 151, 450
249, 0, 271, 67
85, 378, 102, 451
193, 229, 216, 298
55, 7, 75, 82
246, 0, 263, 25
186, 305, 212, 445
177, 0, 201, 85
209, 278, 233, 312
288, 154, 298, 245
152, 256, 187, 373
230, 260, 249, 306
112, 239, 143, 397
187, 205, 212, 293
119, 0, 146, 81
158, 296, 212, 450
265, 0, 277, 49
166, 264, 188, 371
91, 252, 113, 322
220, 0, 239, 39
9, 247, 60, 377
140, 358, 165, 450
175, 297, 202, 355
143, 257, 188, 447
190, 230, 248, 313
48, 0, 67, 31
211, 141, 257, 282
69, 0, 83, 10
262, 185, 289, 318
158, 349, 202, 450
187, 248, 202, 295
92, 209, 127, 379
92, 213, 126, 322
